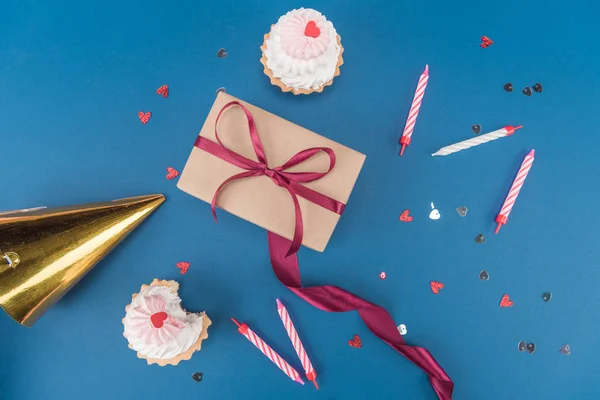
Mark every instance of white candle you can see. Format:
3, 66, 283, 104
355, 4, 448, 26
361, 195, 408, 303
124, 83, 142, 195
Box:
431, 125, 522, 157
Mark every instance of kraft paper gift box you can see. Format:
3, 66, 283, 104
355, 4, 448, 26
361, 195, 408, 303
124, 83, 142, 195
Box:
177, 92, 366, 252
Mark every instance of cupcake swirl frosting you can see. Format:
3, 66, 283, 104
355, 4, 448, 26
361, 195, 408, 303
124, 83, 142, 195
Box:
264, 8, 341, 90
123, 285, 204, 359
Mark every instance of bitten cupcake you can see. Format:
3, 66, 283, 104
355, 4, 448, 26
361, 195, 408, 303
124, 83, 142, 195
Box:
122, 279, 211, 366
260, 8, 343, 94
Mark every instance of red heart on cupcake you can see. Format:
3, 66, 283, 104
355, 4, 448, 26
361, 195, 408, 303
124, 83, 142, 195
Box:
430, 281, 444, 294
348, 334, 362, 348
304, 20, 320, 38
399, 209, 413, 222
138, 111, 151, 124
499, 294, 514, 307
150, 312, 168, 328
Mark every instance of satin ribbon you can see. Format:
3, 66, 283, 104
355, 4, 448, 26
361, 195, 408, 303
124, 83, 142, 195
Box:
268, 232, 454, 399
195, 101, 454, 399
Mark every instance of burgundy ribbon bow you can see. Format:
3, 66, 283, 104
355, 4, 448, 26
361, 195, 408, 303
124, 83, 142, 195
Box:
195, 101, 454, 399
195, 100, 346, 257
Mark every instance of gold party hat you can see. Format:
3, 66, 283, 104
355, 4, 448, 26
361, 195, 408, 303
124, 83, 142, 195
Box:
0, 194, 165, 326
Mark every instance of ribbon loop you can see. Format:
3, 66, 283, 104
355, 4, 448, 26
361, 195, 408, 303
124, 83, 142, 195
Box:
195, 100, 345, 256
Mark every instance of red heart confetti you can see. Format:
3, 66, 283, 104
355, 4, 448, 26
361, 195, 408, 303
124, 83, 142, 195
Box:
399, 209, 413, 222
480, 36, 493, 48
177, 261, 190, 275
500, 294, 514, 307
348, 334, 362, 348
138, 111, 151, 124
166, 167, 179, 180
150, 311, 168, 328
430, 281, 444, 295
156, 85, 169, 98
304, 20, 320, 38
379, 272, 387, 280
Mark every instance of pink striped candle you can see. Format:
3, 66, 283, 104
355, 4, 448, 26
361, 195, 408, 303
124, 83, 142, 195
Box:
276, 299, 318, 390
495, 149, 535, 233
231, 318, 304, 385
400, 65, 429, 156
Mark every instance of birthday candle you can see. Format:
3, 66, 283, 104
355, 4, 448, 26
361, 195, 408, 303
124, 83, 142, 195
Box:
231, 318, 304, 385
431, 125, 522, 157
399, 65, 429, 156
495, 150, 535, 233
276, 299, 318, 389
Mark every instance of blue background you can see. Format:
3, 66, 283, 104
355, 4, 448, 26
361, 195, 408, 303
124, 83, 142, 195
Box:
1, 0, 597, 399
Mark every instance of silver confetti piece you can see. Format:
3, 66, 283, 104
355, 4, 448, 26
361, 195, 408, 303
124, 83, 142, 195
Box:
541, 292, 552, 302
456, 206, 468, 217
518, 340, 527, 352
192, 372, 203, 382
217, 48, 228, 58
559, 344, 571, 355
479, 270, 489, 280
397, 324, 407, 335
474, 234, 485, 244
526, 343, 536, 354
429, 202, 441, 220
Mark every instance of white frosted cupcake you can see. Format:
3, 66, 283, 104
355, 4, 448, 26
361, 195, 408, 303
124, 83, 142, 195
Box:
122, 279, 211, 366
260, 8, 344, 94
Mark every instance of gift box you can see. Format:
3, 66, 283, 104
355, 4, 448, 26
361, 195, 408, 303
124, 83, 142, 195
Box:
177, 92, 366, 252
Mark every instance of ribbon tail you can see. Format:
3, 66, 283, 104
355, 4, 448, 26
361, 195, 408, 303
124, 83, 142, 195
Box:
267, 231, 454, 400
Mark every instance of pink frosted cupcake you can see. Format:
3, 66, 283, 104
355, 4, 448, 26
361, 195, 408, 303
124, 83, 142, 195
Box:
260, 8, 344, 94
122, 279, 211, 366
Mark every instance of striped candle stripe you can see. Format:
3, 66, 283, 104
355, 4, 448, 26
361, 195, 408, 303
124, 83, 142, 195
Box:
244, 328, 303, 384
399, 65, 429, 155
232, 318, 304, 385
276, 299, 318, 389
495, 149, 535, 233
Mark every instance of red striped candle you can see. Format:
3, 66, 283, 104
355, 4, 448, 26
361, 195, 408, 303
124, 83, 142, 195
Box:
495, 149, 535, 233
400, 65, 429, 156
276, 299, 318, 389
231, 318, 304, 385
